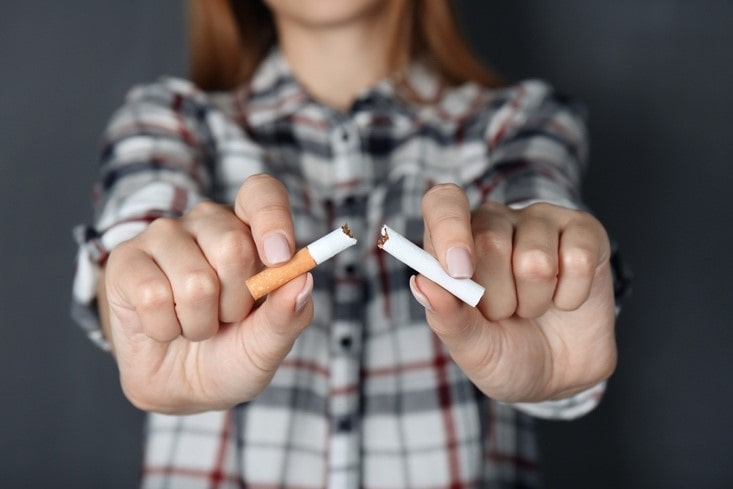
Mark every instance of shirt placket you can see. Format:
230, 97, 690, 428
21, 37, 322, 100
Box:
326, 118, 368, 489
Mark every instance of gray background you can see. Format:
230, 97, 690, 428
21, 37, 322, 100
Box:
1, 1, 731, 487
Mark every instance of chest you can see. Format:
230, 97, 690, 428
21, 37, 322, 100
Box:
226, 114, 488, 246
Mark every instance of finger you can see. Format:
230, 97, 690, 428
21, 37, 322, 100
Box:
554, 216, 609, 310
471, 205, 518, 320
237, 272, 314, 374
512, 212, 559, 318
105, 243, 180, 343
422, 183, 475, 278
138, 272, 314, 409
410, 274, 497, 372
143, 218, 220, 342
410, 274, 465, 331
234, 174, 295, 266
186, 202, 257, 323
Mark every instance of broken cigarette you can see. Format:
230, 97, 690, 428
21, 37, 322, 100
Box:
377, 224, 485, 307
245, 224, 357, 300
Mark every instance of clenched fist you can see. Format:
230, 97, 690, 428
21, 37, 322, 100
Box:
412, 184, 617, 403
99, 175, 314, 413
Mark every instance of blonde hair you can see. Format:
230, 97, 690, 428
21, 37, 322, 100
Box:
187, 0, 502, 91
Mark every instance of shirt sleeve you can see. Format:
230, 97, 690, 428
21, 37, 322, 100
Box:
510, 382, 607, 420
71, 77, 214, 350
478, 80, 611, 420
482, 79, 588, 210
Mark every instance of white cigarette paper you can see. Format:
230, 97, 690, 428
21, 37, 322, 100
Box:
245, 224, 357, 300
306, 225, 358, 265
377, 224, 485, 307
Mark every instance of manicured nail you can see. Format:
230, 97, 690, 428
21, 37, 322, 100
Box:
446, 246, 473, 278
264, 232, 291, 265
409, 275, 434, 312
295, 273, 314, 312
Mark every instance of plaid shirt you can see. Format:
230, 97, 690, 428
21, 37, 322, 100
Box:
73, 49, 608, 489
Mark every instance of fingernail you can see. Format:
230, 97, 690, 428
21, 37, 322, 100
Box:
264, 232, 291, 265
446, 246, 473, 278
295, 273, 313, 312
409, 275, 434, 312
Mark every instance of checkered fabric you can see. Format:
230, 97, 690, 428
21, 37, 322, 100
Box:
72, 49, 609, 489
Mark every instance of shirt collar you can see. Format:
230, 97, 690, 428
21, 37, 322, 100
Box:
239, 47, 446, 128
237, 48, 309, 128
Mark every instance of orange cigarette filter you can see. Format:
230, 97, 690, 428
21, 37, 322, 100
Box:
245, 224, 357, 300
246, 248, 316, 300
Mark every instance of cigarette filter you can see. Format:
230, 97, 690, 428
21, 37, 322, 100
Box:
377, 224, 485, 307
246, 224, 357, 300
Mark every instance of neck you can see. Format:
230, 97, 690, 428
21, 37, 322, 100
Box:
274, 10, 399, 110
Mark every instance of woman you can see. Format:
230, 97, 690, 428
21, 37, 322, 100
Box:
72, 0, 619, 487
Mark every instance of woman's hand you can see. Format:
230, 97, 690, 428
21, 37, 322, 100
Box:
413, 184, 617, 403
99, 174, 314, 414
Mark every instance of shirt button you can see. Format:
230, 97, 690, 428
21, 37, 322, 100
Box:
339, 336, 352, 350
336, 416, 353, 432
344, 264, 356, 275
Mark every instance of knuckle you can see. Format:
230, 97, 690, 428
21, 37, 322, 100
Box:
213, 230, 250, 267
180, 269, 219, 304
561, 246, 596, 276
146, 217, 180, 236
571, 208, 597, 225
524, 202, 555, 215
478, 200, 511, 216
474, 230, 512, 258
136, 278, 173, 312
514, 249, 557, 281
189, 200, 220, 217
582, 213, 610, 243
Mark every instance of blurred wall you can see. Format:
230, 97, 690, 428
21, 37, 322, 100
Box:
1, 1, 731, 488
456, 1, 733, 488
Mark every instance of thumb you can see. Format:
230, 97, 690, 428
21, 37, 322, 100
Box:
410, 274, 499, 375
197, 272, 314, 407
236, 272, 314, 375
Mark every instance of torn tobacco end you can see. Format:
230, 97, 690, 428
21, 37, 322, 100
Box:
376, 226, 389, 248
341, 223, 354, 239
